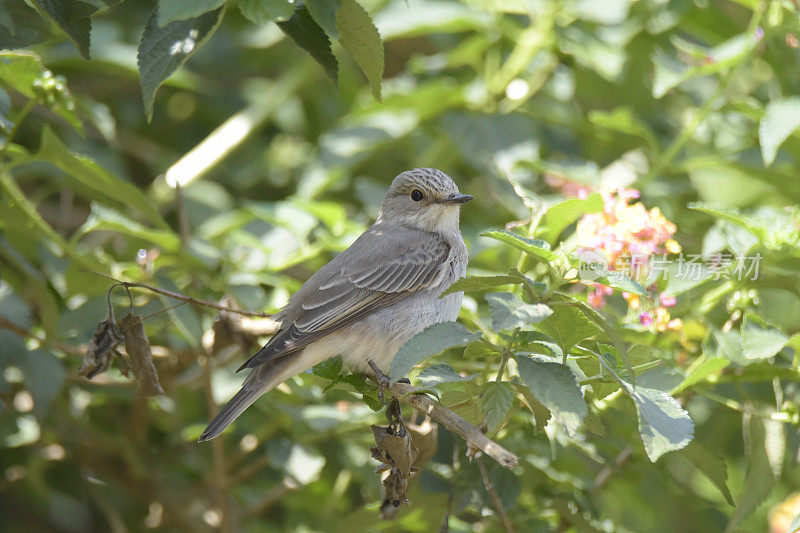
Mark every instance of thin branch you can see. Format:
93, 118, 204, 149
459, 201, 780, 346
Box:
439, 441, 459, 533
84, 271, 274, 318
241, 477, 297, 520
388, 381, 518, 470
201, 353, 232, 533
477, 456, 516, 533
591, 446, 632, 493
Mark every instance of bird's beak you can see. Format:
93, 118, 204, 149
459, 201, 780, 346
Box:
438, 193, 474, 205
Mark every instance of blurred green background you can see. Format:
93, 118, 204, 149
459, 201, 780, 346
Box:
1, 0, 800, 531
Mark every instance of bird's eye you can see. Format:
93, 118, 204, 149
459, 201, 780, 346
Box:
410, 189, 424, 202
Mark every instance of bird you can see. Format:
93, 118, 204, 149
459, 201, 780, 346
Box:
198, 168, 472, 442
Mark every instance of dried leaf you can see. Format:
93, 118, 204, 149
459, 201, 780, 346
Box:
118, 313, 164, 396
79, 317, 122, 379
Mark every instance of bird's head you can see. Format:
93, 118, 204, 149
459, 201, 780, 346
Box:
379, 168, 472, 232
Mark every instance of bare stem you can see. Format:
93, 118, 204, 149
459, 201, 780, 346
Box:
202, 353, 232, 533
85, 271, 274, 318
477, 456, 516, 533
389, 381, 518, 470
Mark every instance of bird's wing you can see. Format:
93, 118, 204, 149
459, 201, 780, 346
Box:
239, 228, 450, 370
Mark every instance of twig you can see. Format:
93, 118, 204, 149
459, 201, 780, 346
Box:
84, 271, 273, 318
227, 454, 271, 487
477, 456, 516, 533
0, 316, 84, 355
439, 442, 459, 532
201, 353, 232, 533
591, 446, 632, 493
388, 381, 518, 470
241, 477, 297, 520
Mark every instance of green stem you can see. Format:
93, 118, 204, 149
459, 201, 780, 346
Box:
579, 360, 663, 385
495, 348, 512, 381
0, 98, 37, 165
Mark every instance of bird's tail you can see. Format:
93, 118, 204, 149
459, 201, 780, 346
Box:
198, 359, 291, 442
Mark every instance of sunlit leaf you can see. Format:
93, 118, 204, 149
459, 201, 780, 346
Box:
336, 0, 384, 100
677, 442, 734, 505
389, 322, 480, 382
740, 318, 789, 360
440, 274, 521, 296
516, 355, 586, 437
481, 229, 557, 262
537, 305, 599, 354
729, 414, 776, 528
759, 97, 800, 166
539, 193, 603, 244
624, 383, 694, 461
417, 363, 477, 387
485, 292, 552, 331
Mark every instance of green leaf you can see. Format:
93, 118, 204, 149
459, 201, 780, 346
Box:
740, 318, 789, 360
0, 51, 80, 129
0, 0, 49, 49
539, 193, 603, 243
440, 274, 521, 297
729, 414, 776, 529
479, 381, 515, 433
305, 0, 340, 38
137, 7, 225, 121
31, 0, 97, 59
537, 305, 598, 354
0, 50, 42, 98
677, 442, 734, 506
238, 0, 294, 23
672, 356, 729, 394
335, 0, 384, 100
23, 349, 66, 418
652, 33, 754, 98
625, 383, 694, 461
388, 322, 480, 382
481, 229, 557, 262
158, 0, 226, 25
37, 128, 168, 228
417, 363, 477, 387
759, 97, 800, 166
80, 203, 181, 251
576, 260, 648, 296
485, 292, 552, 331
516, 356, 586, 437
277, 3, 338, 84
312, 356, 344, 380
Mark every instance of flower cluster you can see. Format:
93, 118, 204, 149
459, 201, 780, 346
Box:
568, 186, 683, 331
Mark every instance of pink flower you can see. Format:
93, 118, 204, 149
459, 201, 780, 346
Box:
660, 294, 677, 307
575, 189, 683, 331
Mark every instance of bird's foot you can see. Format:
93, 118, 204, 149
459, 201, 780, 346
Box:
367, 359, 390, 404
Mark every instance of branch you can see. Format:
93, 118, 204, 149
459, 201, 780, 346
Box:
477, 456, 516, 533
388, 381, 518, 470
84, 271, 274, 318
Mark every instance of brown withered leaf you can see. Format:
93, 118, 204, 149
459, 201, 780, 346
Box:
379, 418, 438, 519
118, 313, 164, 396
371, 399, 439, 516
79, 317, 122, 379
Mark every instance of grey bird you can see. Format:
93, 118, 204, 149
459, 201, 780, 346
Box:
199, 168, 472, 441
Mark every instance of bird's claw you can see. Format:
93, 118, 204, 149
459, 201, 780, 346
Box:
367, 359, 391, 404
